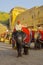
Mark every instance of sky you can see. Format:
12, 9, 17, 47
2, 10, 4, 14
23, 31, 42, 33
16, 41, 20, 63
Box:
0, 0, 43, 12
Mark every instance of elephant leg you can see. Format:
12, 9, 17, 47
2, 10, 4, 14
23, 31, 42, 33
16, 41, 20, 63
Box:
16, 43, 22, 57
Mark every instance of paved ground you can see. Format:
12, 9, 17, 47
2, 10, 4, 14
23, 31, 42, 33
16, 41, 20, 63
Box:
0, 42, 43, 65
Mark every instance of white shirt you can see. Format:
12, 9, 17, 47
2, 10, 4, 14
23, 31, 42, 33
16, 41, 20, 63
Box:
15, 24, 22, 31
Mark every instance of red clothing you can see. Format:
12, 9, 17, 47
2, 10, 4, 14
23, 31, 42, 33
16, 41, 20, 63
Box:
39, 30, 43, 40
22, 27, 30, 43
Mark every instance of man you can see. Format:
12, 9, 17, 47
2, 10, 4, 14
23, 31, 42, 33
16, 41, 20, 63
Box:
15, 20, 22, 31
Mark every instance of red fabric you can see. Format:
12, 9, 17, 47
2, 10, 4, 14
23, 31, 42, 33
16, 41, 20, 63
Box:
39, 30, 43, 40
22, 27, 30, 43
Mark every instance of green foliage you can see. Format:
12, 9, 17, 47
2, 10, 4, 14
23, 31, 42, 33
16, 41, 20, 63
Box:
0, 12, 10, 28
0, 12, 9, 21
